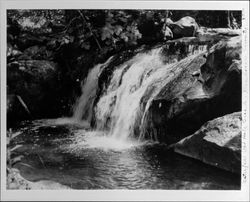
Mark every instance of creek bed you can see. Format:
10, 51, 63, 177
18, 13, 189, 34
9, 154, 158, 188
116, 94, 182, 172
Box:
10, 120, 241, 190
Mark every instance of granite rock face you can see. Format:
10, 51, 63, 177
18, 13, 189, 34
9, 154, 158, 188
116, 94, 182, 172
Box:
147, 35, 241, 144
173, 112, 241, 174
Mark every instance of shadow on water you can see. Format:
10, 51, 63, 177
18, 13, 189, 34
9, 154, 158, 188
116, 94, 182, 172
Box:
12, 121, 240, 190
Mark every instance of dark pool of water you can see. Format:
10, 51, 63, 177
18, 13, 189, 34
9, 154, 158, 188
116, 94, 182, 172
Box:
11, 120, 241, 190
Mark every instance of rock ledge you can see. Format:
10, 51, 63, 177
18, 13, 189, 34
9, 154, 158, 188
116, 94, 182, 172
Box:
173, 112, 241, 174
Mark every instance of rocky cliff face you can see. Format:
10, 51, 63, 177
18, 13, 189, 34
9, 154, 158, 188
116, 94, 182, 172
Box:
147, 35, 241, 144
173, 112, 241, 174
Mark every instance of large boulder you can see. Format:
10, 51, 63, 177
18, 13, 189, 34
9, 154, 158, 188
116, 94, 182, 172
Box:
145, 36, 241, 144
165, 16, 199, 39
173, 112, 241, 174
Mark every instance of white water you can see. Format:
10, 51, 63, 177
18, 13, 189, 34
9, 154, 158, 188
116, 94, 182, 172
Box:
95, 45, 207, 142
50, 57, 113, 127
73, 56, 114, 122
67, 130, 143, 151
51, 44, 207, 149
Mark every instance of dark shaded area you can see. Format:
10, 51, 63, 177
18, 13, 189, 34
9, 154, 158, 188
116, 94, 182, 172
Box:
7, 10, 242, 126
146, 36, 241, 144
173, 112, 241, 174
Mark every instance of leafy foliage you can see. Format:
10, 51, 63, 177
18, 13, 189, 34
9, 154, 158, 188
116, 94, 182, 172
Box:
7, 9, 242, 119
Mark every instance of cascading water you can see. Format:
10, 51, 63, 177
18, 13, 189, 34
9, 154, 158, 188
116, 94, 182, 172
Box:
84, 44, 207, 142
51, 57, 113, 127
12, 42, 241, 190
72, 56, 113, 122
53, 43, 207, 145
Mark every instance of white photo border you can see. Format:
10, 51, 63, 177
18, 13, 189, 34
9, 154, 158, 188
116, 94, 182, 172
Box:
1, 1, 249, 201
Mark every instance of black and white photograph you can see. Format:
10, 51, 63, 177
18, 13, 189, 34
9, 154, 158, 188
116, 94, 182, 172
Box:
0, 0, 249, 201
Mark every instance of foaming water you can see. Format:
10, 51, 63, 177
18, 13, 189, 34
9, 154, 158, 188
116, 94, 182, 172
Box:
67, 130, 144, 151
72, 56, 113, 122
39, 57, 114, 129
34, 45, 207, 149
13, 122, 241, 190
95, 48, 165, 139
95, 47, 205, 141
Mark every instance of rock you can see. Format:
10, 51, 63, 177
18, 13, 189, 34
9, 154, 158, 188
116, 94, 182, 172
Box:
163, 26, 173, 40
167, 16, 199, 38
200, 28, 241, 37
7, 60, 60, 121
7, 168, 70, 190
146, 35, 241, 144
173, 112, 241, 174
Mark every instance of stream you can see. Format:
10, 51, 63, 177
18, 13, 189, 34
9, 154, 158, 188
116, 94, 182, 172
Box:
12, 120, 240, 189
11, 37, 241, 190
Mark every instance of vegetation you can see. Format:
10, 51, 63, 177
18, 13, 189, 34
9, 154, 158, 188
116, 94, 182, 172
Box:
7, 10, 241, 122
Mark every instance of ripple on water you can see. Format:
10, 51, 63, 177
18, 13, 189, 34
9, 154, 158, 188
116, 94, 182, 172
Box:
12, 122, 241, 190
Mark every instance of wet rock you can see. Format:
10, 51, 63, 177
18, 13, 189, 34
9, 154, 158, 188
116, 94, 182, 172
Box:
167, 16, 199, 38
148, 36, 241, 144
173, 112, 241, 174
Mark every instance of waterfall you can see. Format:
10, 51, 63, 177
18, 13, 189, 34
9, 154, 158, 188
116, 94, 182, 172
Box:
72, 64, 102, 122
95, 48, 164, 140
70, 43, 207, 142
72, 57, 113, 122
94, 44, 207, 141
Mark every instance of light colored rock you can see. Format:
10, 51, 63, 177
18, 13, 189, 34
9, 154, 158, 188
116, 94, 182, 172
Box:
163, 26, 173, 40
174, 112, 241, 174
147, 35, 242, 144
7, 168, 71, 190
168, 16, 199, 38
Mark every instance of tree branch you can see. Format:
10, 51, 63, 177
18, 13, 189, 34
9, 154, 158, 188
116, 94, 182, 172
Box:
77, 10, 102, 51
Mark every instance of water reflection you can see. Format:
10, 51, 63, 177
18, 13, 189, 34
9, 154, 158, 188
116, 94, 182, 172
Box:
13, 123, 241, 190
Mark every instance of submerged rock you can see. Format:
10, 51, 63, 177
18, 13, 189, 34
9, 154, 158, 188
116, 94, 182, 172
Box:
173, 112, 241, 174
147, 35, 241, 144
